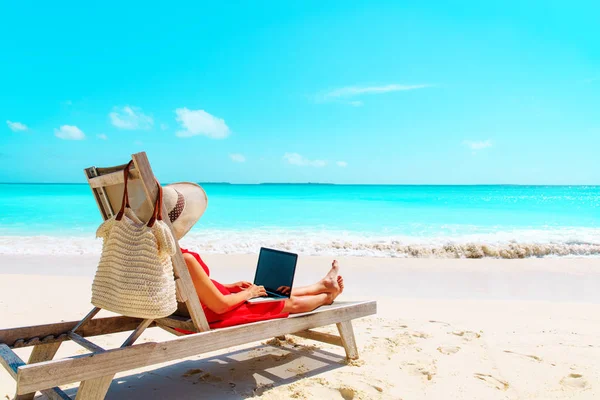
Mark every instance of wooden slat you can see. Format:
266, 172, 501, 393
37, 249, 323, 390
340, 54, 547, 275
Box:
131, 152, 210, 333
87, 168, 140, 188
0, 316, 147, 348
155, 315, 195, 332
174, 278, 187, 303
290, 329, 343, 347
94, 163, 130, 175
120, 319, 153, 348
85, 168, 115, 220
0, 343, 22, 379
85, 168, 110, 220
68, 333, 105, 354
17, 301, 376, 394
71, 307, 101, 334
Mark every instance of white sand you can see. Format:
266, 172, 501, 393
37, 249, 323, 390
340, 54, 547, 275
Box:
1, 255, 599, 399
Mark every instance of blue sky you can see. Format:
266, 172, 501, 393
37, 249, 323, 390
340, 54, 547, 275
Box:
1, 1, 599, 184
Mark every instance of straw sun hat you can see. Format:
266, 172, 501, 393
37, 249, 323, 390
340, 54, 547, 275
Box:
160, 182, 208, 240
129, 182, 208, 240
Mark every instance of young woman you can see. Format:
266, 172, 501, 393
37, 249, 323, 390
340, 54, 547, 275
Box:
181, 248, 343, 328
154, 181, 344, 329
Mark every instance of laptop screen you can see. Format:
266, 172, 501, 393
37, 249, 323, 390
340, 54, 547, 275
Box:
253, 248, 298, 298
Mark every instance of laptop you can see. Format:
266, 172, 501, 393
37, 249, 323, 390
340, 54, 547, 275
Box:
247, 247, 298, 304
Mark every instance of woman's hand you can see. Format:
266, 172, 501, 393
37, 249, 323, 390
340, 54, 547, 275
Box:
276, 286, 291, 295
233, 281, 252, 290
222, 281, 253, 293
244, 284, 267, 299
224, 281, 252, 290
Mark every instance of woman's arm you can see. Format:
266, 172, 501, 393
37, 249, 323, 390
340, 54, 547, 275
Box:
183, 253, 266, 314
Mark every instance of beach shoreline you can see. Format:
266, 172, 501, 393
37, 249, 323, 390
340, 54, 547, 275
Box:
2, 184, 599, 260
2, 233, 600, 259
1, 254, 599, 399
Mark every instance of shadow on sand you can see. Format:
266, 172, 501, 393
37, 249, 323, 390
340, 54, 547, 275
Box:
60, 340, 346, 399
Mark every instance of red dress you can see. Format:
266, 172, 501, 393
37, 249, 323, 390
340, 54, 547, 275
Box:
180, 248, 289, 329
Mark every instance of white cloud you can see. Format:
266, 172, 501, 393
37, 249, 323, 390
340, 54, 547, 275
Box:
6, 120, 28, 132
134, 140, 143, 146
284, 153, 327, 167
175, 108, 230, 139
229, 153, 246, 163
54, 125, 85, 140
463, 139, 493, 150
109, 106, 154, 130
160, 123, 168, 131
320, 83, 432, 102
348, 101, 363, 107
97, 134, 107, 140
336, 161, 348, 167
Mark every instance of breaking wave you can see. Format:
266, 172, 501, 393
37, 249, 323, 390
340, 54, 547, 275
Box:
1, 227, 599, 258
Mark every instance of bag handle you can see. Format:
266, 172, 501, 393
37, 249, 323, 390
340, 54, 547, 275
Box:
115, 161, 163, 227
146, 180, 163, 227
116, 160, 135, 221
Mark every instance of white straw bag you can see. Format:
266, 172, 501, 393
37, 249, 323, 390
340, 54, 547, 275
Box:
91, 161, 178, 319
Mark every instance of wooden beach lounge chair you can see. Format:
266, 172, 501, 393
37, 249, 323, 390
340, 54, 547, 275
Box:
0, 152, 377, 400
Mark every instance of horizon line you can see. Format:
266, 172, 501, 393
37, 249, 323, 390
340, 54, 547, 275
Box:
0, 182, 598, 187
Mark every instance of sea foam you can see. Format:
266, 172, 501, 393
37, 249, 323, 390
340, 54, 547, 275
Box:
1, 228, 599, 258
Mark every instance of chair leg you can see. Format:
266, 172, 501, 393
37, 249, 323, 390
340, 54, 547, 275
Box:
336, 321, 359, 360
75, 375, 114, 400
28, 342, 61, 364
16, 343, 63, 400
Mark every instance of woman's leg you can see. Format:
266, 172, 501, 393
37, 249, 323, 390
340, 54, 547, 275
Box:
281, 260, 345, 314
281, 293, 333, 314
291, 260, 343, 297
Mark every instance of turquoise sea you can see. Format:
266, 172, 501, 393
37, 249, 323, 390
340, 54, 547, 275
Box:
0, 184, 598, 258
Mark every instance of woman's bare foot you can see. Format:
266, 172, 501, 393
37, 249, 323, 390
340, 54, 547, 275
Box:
321, 260, 340, 292
326, 260, 340, 280
329, 274, 343, 302
320, 260, 344, 304
325, 283, 344, 305
337, 275, 344, 294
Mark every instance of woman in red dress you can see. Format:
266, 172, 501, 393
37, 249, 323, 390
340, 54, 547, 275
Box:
181, 248, 343, 329
151, 182, 344, 329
